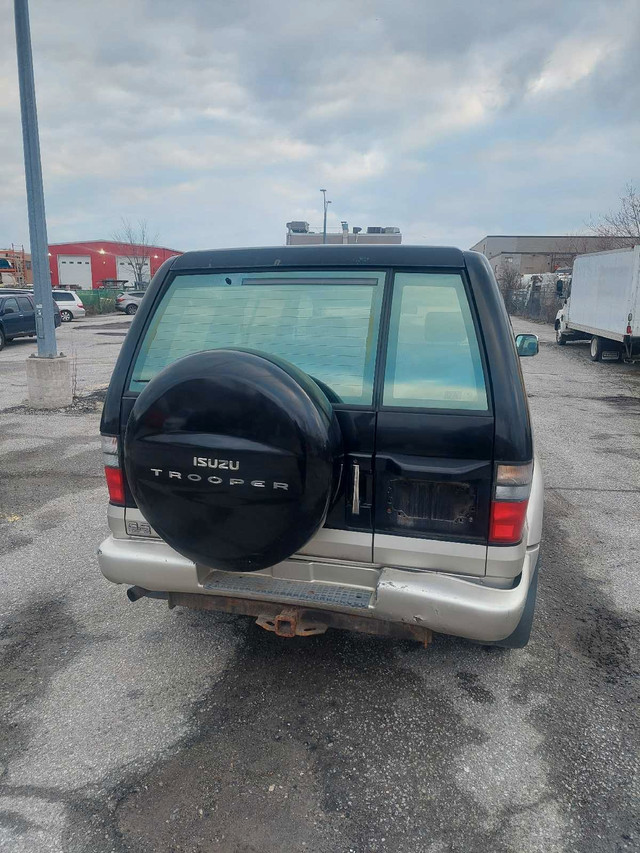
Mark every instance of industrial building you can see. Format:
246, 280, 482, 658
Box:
286, 221, 402, 245
0, 246, 32, 287
470, 234, 636, 277
48, 240, 182, 289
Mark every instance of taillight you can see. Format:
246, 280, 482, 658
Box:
102, 435, 125, 505
489, 462, 532, 545
77, 301, 84, 308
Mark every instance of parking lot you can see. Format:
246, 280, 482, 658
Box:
0, 315, 638, 853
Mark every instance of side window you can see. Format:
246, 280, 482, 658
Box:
1, 297, 20, 315
17, 297, 33, 312
383, 272, 488, 411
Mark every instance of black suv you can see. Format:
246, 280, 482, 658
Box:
0, 290, 62, 350
99, 246, 542, 647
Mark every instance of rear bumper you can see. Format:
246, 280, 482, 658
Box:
97, 535, 539, 643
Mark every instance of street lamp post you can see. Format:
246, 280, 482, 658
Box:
320, 189, 331, 244
14, 0, 72, 408
14, 0, 57, 358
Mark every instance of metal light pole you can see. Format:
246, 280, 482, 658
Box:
14, 0, 57, 358
320, 188, 331, 244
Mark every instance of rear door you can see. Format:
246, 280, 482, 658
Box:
373, 270, 493, 576
17, 296, 36, 333
0, 297, 24, 337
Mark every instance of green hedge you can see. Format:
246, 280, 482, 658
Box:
78, 290, 116, 315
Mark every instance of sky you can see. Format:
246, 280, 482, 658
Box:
1, 0, 638, 252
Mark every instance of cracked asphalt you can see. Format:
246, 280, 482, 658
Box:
0, 314, 638, 852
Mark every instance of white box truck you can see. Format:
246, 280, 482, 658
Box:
555, 246, 640, 362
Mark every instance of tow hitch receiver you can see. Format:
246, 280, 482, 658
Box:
257, 606, 328, 638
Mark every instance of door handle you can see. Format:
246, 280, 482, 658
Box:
351, 461, 360, 515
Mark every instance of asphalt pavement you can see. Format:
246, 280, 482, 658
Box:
0, 314, 638, 853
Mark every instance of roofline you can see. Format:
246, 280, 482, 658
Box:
472, 234, 628, 241
574, 246, 637, 259
488, 250, 587, 257
172, 243, 466, 271
47, 240, 182, 252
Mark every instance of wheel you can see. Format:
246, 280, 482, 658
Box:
590, 336, 603, 361
0, 327, 5, 351
124, 349, 343, 573
556, 328, 567, 346
125, 303, 138, 315
60, 310, 73, 322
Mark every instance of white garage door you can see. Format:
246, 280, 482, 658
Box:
117, 256, 151, 288
58, 255, 92, 287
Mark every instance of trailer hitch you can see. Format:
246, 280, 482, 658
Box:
256, 606, 328, 638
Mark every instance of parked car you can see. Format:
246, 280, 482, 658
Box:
53, 289, 85, 321
0, 291, 61, 350
99, 246, 542, 648
115, 290, 145, 315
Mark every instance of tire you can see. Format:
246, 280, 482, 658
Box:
590, 336, 603, 361
60, 310, 73, 322
0, 327, 5, 351
125, 303, 138, 315
556, 328, 567, 346
124, 349, 343, 573
484, 565, 539, 649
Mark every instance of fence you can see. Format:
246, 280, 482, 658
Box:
77, 290, 116, 315
501, 273, 569, 324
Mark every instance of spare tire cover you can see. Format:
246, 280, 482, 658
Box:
124, 349, 343, 572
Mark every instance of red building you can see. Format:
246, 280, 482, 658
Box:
48, 240, 182, 289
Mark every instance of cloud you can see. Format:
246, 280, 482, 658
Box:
1, 0, 638, 251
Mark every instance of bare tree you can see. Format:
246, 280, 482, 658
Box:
557, 233, 618, 268
587, 183, 640, 248
496, 262, 521, 295
495, 262, 522, 314
112, 218, 158, 288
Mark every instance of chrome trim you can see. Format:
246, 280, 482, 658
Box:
124, 507, 160, 539
351, 461, 360, 515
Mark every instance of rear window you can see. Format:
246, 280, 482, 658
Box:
2, 297, 19, 314
130, 270, 385, 404
17, 296, 33, 312
53, 292, 74, 301
383, 272, 488, 410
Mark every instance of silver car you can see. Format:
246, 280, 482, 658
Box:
98, 246, 543, 649
115, 290, 145, 315
52, 289, 86, 321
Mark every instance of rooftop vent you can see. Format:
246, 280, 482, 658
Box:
286, 221, 310, 234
